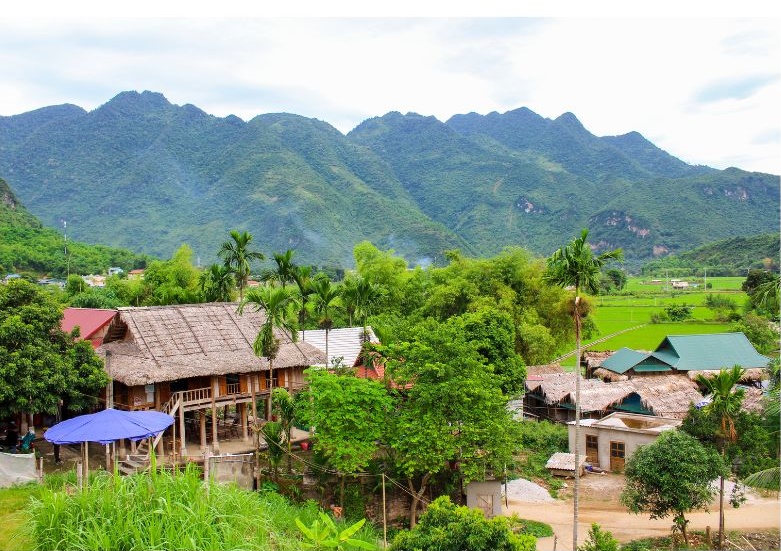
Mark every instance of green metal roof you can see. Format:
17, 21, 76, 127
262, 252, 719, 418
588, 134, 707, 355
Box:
599, 332, 770, 375
600, 347, 651, 374
658, 333, 771, 371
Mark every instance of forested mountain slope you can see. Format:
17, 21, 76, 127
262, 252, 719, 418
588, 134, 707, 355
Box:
1, 91, 777, 267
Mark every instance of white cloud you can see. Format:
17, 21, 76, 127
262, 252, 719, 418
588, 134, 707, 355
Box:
0, 16, 778, 174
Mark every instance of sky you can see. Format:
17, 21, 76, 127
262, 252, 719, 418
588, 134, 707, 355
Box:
1, 2, 779, 174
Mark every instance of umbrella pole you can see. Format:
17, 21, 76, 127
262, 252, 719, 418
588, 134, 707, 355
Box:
84, 442, 89, 488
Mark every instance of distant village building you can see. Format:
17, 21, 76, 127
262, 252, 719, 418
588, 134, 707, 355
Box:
127, 269, 145, 280
108, 267, 123, 276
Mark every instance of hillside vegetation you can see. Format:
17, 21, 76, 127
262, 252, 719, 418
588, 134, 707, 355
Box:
641, 233, 780, 276
0, 178, 149, 277
1, 91, 778, 268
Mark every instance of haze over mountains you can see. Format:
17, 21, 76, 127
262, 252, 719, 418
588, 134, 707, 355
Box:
0, 91, 778, 268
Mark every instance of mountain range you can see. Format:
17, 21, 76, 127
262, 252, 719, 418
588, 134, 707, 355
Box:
0, 90, 778, 269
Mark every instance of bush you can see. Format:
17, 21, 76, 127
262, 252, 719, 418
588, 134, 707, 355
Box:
389, 496, 536, 551
506, 514, 554, 537
579, 523, 618, 551
664, 304, 693, 321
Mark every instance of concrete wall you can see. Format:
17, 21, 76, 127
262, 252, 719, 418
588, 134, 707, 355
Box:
465, 480, 503, 518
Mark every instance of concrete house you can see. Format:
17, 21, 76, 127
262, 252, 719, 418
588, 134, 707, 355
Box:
568, 412, 681, 472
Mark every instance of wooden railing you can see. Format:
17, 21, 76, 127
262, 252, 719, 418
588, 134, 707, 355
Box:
181, 387, 211, 404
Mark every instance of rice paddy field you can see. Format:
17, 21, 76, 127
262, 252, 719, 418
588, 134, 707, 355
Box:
559, 276, 748, 366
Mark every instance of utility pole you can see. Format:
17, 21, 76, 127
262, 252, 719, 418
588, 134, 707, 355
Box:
63, 220, 70, 278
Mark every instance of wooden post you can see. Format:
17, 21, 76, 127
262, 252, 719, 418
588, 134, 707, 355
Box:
240, 403, 249, 442
179, 401, 187, 458
105, 443, 111, 471
200, 411, 207, 451
211, 376, 219, 454
382, 473, 387, 549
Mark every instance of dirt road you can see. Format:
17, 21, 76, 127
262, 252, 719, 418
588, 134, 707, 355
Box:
503, 474, 780, 551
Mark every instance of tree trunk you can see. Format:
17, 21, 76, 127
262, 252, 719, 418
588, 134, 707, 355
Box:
407, 473, 432, 528
573, 295, 582, 551
718, 469, 726, 549
340, 473, 346, 508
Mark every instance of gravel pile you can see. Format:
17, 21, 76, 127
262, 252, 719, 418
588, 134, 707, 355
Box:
504, 478, 558, 503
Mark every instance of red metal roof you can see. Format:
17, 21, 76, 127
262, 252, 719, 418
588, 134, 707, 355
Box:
62, 308, 117, 343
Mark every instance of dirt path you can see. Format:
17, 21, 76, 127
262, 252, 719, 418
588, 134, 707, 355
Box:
504, 474, 780, 551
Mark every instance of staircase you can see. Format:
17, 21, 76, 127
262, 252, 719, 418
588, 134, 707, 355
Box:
117, 394, 181, 475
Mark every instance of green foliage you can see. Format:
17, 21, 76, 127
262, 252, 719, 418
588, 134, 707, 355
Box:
295, 515, 377, 550
621, 430, 725, 544
389, 496, 535, 551
0, 279, 108, 417
219, 230, 264, 301
505, 515, 554, 537
642, 233, 780, 277
730, 314, 779, 354
383, 316, 521, 523
143, 244, 202, 305
664, 303, 693, 321
0, 178, 150, 277
30, 465, 378, 550
579, 523, 619, 551
680, 405, 776, 477
261, 421, 285, 476
301, 369, 393, 478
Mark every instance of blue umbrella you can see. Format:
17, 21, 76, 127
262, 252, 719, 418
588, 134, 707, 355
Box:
44, 408, 174, 445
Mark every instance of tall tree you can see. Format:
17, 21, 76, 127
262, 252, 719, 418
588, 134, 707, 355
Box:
311, 277, 341, 366
0, 279, 108, 418
271, 387, 296, 473
240, 284, 297, 419
384, 317, 519, 527
544, 228, 622, 550
300, 369, 393, 508
265, 249, 297, 288
218, 230, 264, 302
695, 366, 746, 550
621, 430, 723, 546
198, 263, 235, 302
292, 264, 315, 341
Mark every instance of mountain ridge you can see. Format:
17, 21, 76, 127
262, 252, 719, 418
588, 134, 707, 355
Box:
0, 91, 777, 268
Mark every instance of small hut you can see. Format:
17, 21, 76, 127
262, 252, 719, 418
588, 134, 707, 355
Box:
545, 452, 586, 477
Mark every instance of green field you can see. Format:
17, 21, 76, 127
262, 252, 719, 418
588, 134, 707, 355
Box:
558, 277, 746, 366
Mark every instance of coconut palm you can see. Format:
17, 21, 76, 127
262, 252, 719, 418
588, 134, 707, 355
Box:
544, 228, 623, 551
311, 277, 341, 367
241, 284, 297, 420
696, 365, 746, 550
199, 264, 235, 302
218, 230, 264, 302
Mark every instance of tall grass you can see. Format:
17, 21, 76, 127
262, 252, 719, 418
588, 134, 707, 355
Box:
30, 464, 378, 550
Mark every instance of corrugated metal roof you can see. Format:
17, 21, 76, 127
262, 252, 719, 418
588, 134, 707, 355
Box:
300, 326, 377, 368
601, 347, 650, 374
661, 333, 771, 370
62, 308, 118, 341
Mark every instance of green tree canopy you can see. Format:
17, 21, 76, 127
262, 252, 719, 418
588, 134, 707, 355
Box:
620, 429, 724, 546
0, 279, 109, 417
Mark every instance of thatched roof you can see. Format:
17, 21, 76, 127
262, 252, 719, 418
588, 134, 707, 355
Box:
687, 368, 767, 384
741, 387, 765, 413
592, 367, 629, 382
526, 364, 565, 377
97, 303, 325, 386
583, 350, 613, 370
526, 372, 702, 419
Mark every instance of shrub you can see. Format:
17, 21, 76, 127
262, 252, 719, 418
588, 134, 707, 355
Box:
579, 523, 618, 551
389, 496, 535, 551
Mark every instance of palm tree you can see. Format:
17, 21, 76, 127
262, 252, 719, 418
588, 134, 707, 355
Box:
198, 264, 235, 302
218, 230, 264, 302
241, 284, 297, 420
292, 265, 315, 341
544, 228, 622, 550
265, 249, 297, 288
311, 277, 341, 367
696, 365, 746, 550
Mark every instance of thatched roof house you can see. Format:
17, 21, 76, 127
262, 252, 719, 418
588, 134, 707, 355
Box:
524, 372, 703, 421
98, 303, 325, 387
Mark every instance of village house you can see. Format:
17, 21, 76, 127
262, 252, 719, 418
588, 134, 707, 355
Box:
95, 303, 325, 459
568, 411, 681, 472
594, 332, 770, 382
